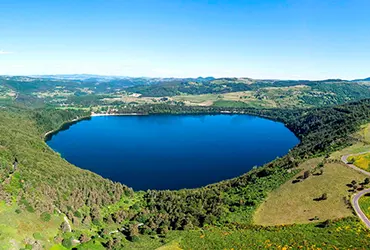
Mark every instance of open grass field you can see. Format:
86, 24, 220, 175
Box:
253, 158, 367, 226
172, 93, 220, 106
172, 90, 294, 108
102, 95, 159, 105
0, 85, 16, 100
156, 241, 182, 250
56, 106, 91, 111
0, 201, 64, 250
170, 85, 320, 108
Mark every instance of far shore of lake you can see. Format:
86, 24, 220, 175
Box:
90, 112, 145, 117
44, 113, 146, 140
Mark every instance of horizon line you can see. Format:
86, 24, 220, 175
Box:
0, 73, 368, 82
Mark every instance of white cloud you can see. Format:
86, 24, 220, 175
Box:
0, 50, 13, 55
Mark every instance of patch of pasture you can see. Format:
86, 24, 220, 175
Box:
253, 158, 367, 225
0, 201, 64, 249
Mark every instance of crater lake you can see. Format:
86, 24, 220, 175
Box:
46, 114, 299, 190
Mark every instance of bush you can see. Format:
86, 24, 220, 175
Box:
364, 178, 370, 185
74, 210, 82, 218
62, 237, 73, 248
348, 158, 355, 164
131, 203, 140, 210
314, 193, 328, 201
303, 170, 311, 179
92, 218, 101, 226
20, 197, 35, 213
40, 212, 51, 222
321, 193, 328, 200
26, 205, 35, 213
24, 244, 33, 250
130, 235, 140, 242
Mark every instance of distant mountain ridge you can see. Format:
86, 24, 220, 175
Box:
7, 74, 370, 85
353, 77, 370, 82
28, 74, 216, 82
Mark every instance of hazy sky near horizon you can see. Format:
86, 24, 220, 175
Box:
0, 0, 369, 79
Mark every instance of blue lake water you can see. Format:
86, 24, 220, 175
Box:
46, 115, 299, 190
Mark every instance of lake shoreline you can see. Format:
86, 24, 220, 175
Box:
43, 110, 300, 142
44, 115, 91, 141
43, 112, 147, 141
91, 112, 146, 117
46, 114, 300, 190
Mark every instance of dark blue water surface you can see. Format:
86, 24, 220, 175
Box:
47, 115, 299, 190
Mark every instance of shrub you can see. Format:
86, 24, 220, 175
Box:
62, 237, 73, 248
74, 210, 82, 218
364, 178, 370, 185
24, 244, 33, 250
130, 235, 140, 242
40, 212, 51, 222
26, 205, 35, 213
92, 218, 101, 226
303, 170, 310, 179
131, 203, 140, 210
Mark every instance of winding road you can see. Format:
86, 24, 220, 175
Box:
341, 152, 370, 228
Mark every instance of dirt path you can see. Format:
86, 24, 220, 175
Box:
54, 207, 72, 232
341, 152, 370, 228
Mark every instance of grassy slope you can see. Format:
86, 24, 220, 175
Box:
254, 159, 366, 225
254, 124, 370, 226
119, 217, 370, 250
172, 92, 276, 108
0, 201, 64, 250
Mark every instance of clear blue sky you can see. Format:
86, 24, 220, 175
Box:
0, 0, 369, 79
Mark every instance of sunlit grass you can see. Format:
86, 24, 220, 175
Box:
254, 158, 367, 225
118, 218, 370, 250
349, 153, 370, 171
0, 201, 64, 250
